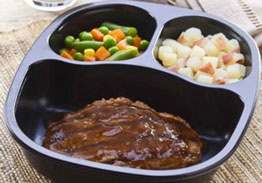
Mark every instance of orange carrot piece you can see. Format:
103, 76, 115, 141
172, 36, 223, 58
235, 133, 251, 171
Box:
60, 50, 73, 59
95, 46, 111, 61
117, 39, 128, 50
133, 36, 141, 48
109, 29, 125, 42
84, 56, 96, 62
91, 29, 104, 41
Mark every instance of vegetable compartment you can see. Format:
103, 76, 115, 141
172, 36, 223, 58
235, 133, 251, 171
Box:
49, 4, 157, 60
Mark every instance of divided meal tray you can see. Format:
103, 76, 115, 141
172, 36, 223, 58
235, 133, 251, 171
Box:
4, 1, 261, 182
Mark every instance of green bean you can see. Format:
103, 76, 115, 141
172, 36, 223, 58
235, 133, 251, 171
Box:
101, 22, 138, 37
73, 41, 103, 51
108, 48, 139, 61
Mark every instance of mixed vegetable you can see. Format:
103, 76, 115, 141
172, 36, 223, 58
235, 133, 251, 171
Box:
60, 22, 150, 61
158, 27, 247, 85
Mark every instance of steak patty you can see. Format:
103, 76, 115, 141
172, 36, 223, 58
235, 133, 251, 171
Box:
43, 97, 202, 169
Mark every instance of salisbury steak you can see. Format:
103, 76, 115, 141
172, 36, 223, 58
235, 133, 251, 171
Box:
43, 97, 202, 169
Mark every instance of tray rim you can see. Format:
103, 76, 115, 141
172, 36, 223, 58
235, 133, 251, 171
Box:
4, 0, 262, 179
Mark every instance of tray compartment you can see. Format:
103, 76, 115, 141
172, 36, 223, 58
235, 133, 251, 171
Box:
49, 4, 157, 55
154, 16, 252, 79
16, 60, 243, 166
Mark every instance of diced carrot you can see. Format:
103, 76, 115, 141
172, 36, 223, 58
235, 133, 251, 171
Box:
133, 36, 141, 48
84, 56, 96, 62
95, 46, 111, 61
117, 39, 128, 50
109, 29, 125, 42
60, 50, 73, 59
91, 29, 104, 41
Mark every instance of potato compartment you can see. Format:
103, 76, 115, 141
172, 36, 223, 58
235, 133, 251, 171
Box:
154, 16, 252, 83
49, 4, 157, 55
15, 60, 244, 164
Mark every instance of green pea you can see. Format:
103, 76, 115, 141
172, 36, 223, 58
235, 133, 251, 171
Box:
64, 35, 75, 48
126, 36, 133, 45
79, 31, 93, 41
109, 46, 119, 55
139, 40, 149, 51
99, 26, 109, 35
74, 52, 84, 61
127, 27, 138, 37
104, 37, 117, 49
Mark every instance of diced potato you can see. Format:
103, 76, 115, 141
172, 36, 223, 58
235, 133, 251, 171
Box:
195, 71, 213, 84
176, 58, 186, 69
190, 45, 206, 58
158, 46, 173, 61
178, 67, 194, 79
178, 27, 203, 47
214, 68, 228, 80
168, 58, 186, 71
194, 38, 208, 48
217, 57, 226, 69
176, 45, 192, 59
199, 63, 215, 75
158, 28, 246, 86
226, 39, 240, 52
232, 53, 244, 63
211, 33, 228, 51
222, 53, 234, 65
202, 40, 219, 56
162, 39, 181, 52
161, 52, 178, 67
202, 56, 218, 69
226, 63, 246, 79
217, 51, 227, 57
186, 57, 203, 72
226, 79, 240, 84
206, 35, 212, 40
217, 51, 227, 68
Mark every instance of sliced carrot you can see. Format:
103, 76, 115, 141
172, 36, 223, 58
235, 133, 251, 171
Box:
133, 36, 141, 48
109, 29, 125, 42
117, 39, 128, 50
84, 56, 96, 62
91, 29, 104, 41
60, 50, 73, 59
95, 46, 111, 61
